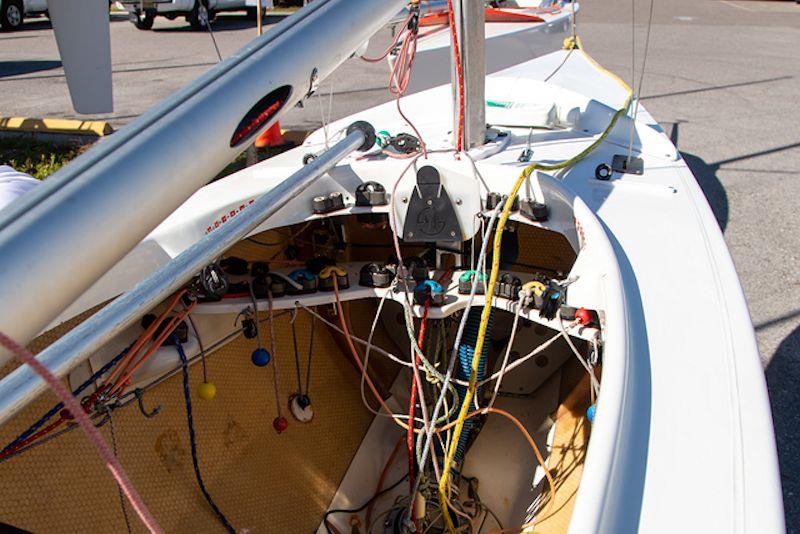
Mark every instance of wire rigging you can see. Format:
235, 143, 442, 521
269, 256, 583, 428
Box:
627, 0, 656, 162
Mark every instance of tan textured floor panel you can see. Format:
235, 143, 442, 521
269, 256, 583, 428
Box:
535, 371, 593, 534
0, 311, 373, 533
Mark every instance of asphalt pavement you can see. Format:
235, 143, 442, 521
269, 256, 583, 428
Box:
1, 1, 799, 529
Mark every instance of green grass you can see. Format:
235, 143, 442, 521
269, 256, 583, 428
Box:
0, 137, 296, 182
0, 138, 87, 180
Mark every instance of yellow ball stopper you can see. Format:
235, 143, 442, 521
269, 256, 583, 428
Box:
197, 381, 217, 400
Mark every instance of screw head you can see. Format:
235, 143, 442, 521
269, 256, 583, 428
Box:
401, 197, 408, 203
450, 231, 456, 237
456, 199, 463, 205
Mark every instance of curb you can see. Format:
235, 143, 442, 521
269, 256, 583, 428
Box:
0, 117, 113, 136
0, 117, 113, 145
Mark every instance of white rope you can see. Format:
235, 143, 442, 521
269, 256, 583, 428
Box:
486, 295, 527, 411
360, 283, 396, 418
410, 201, 503, 502
557, 309, 600, 398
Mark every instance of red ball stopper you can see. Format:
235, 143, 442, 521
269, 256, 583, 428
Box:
273, 416, 289, 434
575, 307, 592, 326
59, 408, 74, 421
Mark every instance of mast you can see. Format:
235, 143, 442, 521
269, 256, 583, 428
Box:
451, 0, 486, 150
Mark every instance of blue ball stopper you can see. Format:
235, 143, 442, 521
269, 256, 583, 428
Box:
587, 404, 596, 423
251, 348, 271, 367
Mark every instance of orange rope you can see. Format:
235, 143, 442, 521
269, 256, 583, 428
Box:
107, 302, 196, 396
332, 278, 411, 431
105, 290, 187, 386
330, 280, 559, 529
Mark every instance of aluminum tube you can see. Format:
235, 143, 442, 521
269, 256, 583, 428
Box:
0, 0, 406, 364
0, 127, 366, 427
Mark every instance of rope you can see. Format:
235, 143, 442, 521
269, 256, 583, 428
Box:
410, 203, 502, 508
0, 343, 131, 457
407, 297, 430, 527
0, 330, 162, 533
447, 0, 465, 152
107, 408, 133, 534
486, 296, 526, 412
305, 315, 314, 396
437, 49, 632, 531
266, 291, 284, 419
291, 318, 303, 394
187, 315, 209, 383
174, 337, 235, 533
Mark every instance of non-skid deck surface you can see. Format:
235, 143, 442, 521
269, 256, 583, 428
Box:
535, 367, 593, 534
0, 310, 373, 532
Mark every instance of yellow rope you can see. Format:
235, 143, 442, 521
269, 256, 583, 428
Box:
437, 47, 633, 533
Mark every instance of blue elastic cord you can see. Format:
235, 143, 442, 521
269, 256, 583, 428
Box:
174, 336, 235, 534
1, 345, 132, 455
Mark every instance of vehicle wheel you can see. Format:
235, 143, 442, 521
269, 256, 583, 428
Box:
129, 10, 155, 30
0, 0, 24, 31
187, 0, 214, 30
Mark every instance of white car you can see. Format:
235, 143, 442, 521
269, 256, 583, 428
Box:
119, 0, 264, 31
0, 0, 47, 31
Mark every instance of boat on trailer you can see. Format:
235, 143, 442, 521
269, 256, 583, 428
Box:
0, 0, 784, 533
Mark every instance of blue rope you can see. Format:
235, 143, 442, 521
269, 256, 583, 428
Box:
174, 336, 235, 533
453, 307, 494, 464
1, 345, 132, 455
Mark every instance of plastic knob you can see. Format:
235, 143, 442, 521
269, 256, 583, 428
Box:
251, 348, 271, 367
575, 307, 592, 326
197, 382, 217, 400
273, 416, 289, 433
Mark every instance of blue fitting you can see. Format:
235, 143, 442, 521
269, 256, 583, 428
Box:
415, 279, 443, 295
587, 404, 596, 423
289, 269, 315, 282
452, 306, 494, 464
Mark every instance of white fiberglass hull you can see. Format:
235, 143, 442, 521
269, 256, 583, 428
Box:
3, 49, 782, 533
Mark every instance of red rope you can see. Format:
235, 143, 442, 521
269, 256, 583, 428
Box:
447, 0, 465, 153
388, 10, 428, 157
0, 416, 65, 460
406, 298, 430, 531
360, 12, 414, 63
0, 330, 162, 533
